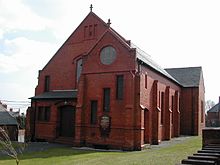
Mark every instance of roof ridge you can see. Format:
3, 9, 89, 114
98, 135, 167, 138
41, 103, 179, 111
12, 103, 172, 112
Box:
86, 28, 132, 57
207, 103, 220, 112
109, 27, 128, 43
131, 43, 180, 85
165, 66, 202, 70
0, 104, 7, 112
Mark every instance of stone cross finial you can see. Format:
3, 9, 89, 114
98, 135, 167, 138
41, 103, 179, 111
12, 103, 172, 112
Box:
90, 4, 93, 12
107, 19, 111, 26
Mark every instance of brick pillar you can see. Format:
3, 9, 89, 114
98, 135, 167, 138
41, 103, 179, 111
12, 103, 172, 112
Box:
133, 73, 142, 150
165, 86, 171, 140
123, 72, 135, 150
152, 80, 160, 144
74, 75, 86, 146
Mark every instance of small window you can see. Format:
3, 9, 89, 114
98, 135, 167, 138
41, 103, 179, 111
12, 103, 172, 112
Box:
103, 88, 110, 112
91, 100, 97, 124
84, 26, 88, 38
38, 106, 50, 122
44, 75, 50, 92
171, 96, 174, 124
89, 25, 93, 36
116, 75, 124, 100
145, 74, 148, 89
161, 92, 164, 124
158, 91, 161, 107
94, 24, 97, 36
201, 101, 204, 123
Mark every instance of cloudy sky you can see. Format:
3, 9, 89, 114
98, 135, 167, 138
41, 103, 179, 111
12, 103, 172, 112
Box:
0, 0, 220, 113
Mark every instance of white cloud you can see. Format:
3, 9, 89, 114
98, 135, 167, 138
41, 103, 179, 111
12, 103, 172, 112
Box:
0, 29, 3, 39
0, 37, 57, 113
0, 0, 51, 31
0, 37, 57, 73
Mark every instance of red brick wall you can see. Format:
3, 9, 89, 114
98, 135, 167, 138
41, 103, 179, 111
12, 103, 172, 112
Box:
74, 28, 139, 150
207, 112, 220, 127
30, 100, 77, 141
198, 75, 205, 134
83, 32, 136, 74
139, 65, 181, 144
35, 13, 109, 95
180, 74, 205, 136
180, 88, 195, 135
207, 112, 219, 121
202, 128, 220, 146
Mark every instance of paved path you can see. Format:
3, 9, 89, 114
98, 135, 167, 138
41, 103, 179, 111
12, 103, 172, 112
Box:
150, 136, 194, 149
0, 142, 68, 156
73, 136, 195, 152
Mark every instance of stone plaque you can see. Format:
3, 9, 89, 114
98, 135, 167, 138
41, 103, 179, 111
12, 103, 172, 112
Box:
100, 115, 111, 137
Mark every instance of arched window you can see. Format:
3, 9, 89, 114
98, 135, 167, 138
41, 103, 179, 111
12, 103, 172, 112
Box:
76, 58, 82, 82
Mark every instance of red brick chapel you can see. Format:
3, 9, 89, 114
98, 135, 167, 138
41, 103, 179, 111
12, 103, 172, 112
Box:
26, 5, 205, 151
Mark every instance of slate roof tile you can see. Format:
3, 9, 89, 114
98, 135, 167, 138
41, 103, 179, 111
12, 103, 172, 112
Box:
0, 104, 18, 125
30, 90, 77, 100
207, 103, 220, 113
165, 67, 202, 87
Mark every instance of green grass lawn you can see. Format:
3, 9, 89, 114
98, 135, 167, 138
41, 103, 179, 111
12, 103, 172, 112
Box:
0, 136, 202, 165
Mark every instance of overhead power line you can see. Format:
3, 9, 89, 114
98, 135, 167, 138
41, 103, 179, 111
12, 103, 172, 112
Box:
0, 99, 31, 103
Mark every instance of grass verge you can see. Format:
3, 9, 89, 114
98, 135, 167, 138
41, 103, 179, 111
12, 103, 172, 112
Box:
0, 136, 202, 165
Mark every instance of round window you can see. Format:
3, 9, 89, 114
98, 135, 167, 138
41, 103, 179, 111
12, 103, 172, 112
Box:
100, 46, 117, 65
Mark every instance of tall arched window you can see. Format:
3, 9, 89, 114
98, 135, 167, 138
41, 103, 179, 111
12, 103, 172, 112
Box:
76, 58, 82, 82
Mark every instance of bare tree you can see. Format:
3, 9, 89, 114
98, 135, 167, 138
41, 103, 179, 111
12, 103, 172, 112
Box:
0, 127, 19, 165
205, 100, 215, 112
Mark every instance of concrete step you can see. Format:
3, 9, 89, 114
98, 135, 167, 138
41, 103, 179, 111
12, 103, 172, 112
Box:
188, 155, 218, 163
182, 159, 217, 165
194, 152, 220, 158
203, 147, 220, 151
198, 150, 220, 154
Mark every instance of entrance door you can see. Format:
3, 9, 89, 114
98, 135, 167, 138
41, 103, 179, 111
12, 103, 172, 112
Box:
59, 106, 75, 137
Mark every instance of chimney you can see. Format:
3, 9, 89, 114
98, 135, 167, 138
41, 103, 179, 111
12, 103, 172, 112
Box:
3, 104, 7, 109
0, 101, 7, 109
126, 40, 131, 46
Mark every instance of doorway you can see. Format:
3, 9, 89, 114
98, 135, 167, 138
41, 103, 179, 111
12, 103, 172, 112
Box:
59, 105, 75, 137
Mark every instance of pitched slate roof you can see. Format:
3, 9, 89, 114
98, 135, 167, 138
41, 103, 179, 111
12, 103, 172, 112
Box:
207, 103, 220, 113
165, 67, 202, 87
0, 104, 18, 125
30, 90, 77, 100
131, 43, 180, 84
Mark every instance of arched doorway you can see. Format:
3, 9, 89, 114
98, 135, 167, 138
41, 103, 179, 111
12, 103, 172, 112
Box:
59, 105, 75, 137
